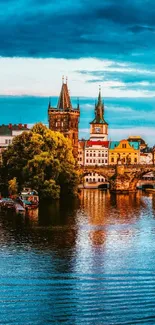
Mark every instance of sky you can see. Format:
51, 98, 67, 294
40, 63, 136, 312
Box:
0, 0, 155, 144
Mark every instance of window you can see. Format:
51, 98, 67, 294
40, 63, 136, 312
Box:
111, 157, 114, 162
122, 144, 126, 148
98, 178, 100, 182
93, 178, 95, 182
86, 178, 88, 182
93, 159, 95, 163
93, 153, 96, 157
102, 159, 104, 163
134, 158, 137, 163
105, 159, 107, 163
90, 159, 92, 163
86, 159, 88, 163
98, 159, 100, 163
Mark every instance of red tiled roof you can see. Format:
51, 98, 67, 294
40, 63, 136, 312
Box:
86, 140, 109, 148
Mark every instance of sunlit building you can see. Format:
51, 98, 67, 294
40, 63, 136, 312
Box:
109, 139, 140, 165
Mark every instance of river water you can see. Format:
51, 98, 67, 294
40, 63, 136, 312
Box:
1, 189, 155, 324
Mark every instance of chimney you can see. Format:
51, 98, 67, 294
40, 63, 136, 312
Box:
18, 123, 22, 129
8, 123, 12, 129
24, 124, 27, 129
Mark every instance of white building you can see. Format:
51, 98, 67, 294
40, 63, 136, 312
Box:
78, 89, 109, 187
0, 124, 30, 161
140, 152, 153, 164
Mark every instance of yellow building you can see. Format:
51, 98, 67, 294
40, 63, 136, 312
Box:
109, 139, 140, 165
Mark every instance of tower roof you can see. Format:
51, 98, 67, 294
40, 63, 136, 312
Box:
57, 78, 72, 110
90, 87, 108, 125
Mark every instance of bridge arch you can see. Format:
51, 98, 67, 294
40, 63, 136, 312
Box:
129, 169, 155, 191
81, 170, 110, 182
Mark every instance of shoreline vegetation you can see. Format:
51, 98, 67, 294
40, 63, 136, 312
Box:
0, 123, 80, 200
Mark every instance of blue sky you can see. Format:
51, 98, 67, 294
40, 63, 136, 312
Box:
0, 0, 155, 144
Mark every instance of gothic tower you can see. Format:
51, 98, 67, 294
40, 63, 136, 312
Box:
48, 78, 80, 158
90, 87, 108, 141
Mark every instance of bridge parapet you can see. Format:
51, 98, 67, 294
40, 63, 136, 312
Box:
77, 164, 155, 192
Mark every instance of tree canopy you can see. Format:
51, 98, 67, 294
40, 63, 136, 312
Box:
2, 123, 79, 199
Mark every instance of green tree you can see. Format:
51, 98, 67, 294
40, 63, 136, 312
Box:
8, 177, 18, 196
2, 123, 79, 200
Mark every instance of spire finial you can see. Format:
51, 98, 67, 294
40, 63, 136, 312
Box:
48, 97, 51, 109
62, 75, 64, 84
98, 85, 102, 104
77, 97, 80, 109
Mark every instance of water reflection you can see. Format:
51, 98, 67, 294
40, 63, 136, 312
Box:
1, 190, 155, 324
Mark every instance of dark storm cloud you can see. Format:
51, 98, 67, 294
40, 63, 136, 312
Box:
0, 0, 155, 64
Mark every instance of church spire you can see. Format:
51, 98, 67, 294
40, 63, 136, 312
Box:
98, 85, 102, 106
90, 87, 107, 125
48, 97, 51, 109
77, 97, 80, 110
57, 77, 72, 110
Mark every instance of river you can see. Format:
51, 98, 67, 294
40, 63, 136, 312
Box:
1, 189, 155, 324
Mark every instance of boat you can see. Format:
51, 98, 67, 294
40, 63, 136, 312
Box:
145, 188, 155, 193
0, 198, 15, 210
19, 188, 39, 209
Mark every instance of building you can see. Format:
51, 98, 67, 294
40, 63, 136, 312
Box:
90, 88, 108, 141
127, 136, 147, 150
140, 148, 153, 164
109, 139, 140, 165
0, 123, 29, 162
84, 140, 109, 166
78, 88, 109, 166
48, 78, 80, 158
78, 89, 109, 188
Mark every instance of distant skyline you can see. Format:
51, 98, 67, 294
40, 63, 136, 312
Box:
0, 0, 155, 144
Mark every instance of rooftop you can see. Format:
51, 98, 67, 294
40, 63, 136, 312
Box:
0, 124, 29, 136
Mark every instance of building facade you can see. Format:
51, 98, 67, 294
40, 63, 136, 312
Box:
109, 139, 140, 165
0, 124, 30, 162
48, 78, 80, 158
78, 89, 109, 187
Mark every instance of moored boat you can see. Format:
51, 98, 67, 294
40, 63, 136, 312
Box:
19, 188, 39, 209
0, 198, 15, 210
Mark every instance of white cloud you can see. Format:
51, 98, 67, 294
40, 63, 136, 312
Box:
0, 57, 155, 98
106, 105, 134, 112
109, 127, 155, 146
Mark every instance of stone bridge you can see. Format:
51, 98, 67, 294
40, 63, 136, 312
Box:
78, 164, 155, 192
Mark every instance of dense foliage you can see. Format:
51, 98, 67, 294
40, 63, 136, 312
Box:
1, 123, 79, 199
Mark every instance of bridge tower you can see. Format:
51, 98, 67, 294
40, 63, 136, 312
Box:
48, 77, 80, 159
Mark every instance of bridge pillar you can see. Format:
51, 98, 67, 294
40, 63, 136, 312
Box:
116, 165, 125, 176
110, 165, 135, 193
